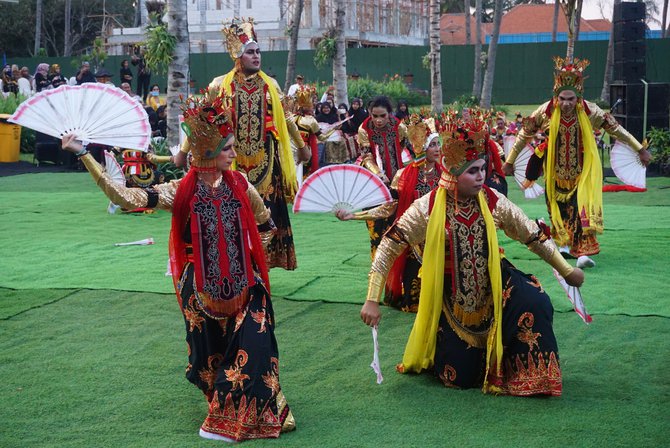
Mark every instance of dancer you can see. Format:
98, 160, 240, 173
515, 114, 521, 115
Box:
361, 118, 584, 396
184, 18, 300, 270
337, 114, 442, 312
502, 57, 651, 268
59, 92, 295, 441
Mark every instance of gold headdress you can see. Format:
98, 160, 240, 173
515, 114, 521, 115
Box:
439, 117, 488, 180
406, 114, 430, 160
180, 90, 234, 170
553, 56, 589, 97
295, 85, 317, 110
222, 17, 258, 61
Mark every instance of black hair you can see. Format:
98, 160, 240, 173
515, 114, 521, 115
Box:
368, 95, 393, 113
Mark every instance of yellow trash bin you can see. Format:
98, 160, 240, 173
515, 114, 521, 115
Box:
0, 113, 22, 163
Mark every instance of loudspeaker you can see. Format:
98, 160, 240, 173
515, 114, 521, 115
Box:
613, 40, 645, 61
610, 82, 670, 116
613, 2, 646, 22
613, 21, 645, 41
613, 61, 646, 83
611, 114, 670, 142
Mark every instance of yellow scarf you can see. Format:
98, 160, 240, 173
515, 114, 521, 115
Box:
545, 102, 603, 245
399, 188, 503, 394
220, 69, 297, 200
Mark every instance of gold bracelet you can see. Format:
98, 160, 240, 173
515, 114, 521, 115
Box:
366, 271, 385, 303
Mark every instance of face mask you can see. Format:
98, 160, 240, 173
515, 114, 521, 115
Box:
151, 91, 159, 96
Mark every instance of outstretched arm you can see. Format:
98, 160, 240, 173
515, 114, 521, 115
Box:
61, 135, 178, 211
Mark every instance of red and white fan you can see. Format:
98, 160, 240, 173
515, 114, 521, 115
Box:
513, 144, 545, 199
293, 164, 392, 213
610, 140, 646, 189
502, 135, 515, 158
104, 150, 125, 214
9, 84, 151, 151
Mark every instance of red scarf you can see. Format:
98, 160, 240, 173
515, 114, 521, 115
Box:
361, 115, 403, 179
169, 169, 269, 316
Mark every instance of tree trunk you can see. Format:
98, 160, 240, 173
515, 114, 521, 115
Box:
167, 0, 190, 148
140, 0, 149, 26
479, 0, 503, 109
600, 2, 617, 104
574, 0, 583, 41
284, 0, 304, 93
464, 0, 471, 45
332, 0, 348, 106
552, 0, 559, 42
63, 0, 72, 56
471, 0, 482, 97
430, 0, 443, 112
561, 0, 578, 63
234, 0, 240, 18
662, 0, 668, 38
34, 0, 43, 55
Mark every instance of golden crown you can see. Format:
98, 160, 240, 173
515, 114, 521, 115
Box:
406, 114, 430, 158
439, 118, 489, 176
295, 85, 317, 109
180, 90, 234, 170
553, 56, 590, 97
222, 17, 258, 61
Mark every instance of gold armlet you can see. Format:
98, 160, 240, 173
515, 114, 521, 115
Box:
79, 153, 105, 184
549, 249, 574, 278
366, 271, 385, 303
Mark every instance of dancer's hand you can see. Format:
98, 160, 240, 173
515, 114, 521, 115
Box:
565, 268, 585, 287
335, 209, 354, 221
61, 134, 83, 153
502, 162, 514, 176
361, 301, 381, 327
639, 148, 651, 166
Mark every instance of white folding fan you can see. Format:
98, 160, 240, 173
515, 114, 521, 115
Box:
513, 144, 545, 199
553, 269, 592, 324
104, 150, 125, 214
610, 140, 646, 189
293, 164, 392, 213
9, 84, 151, 151
502, 135, 516, 158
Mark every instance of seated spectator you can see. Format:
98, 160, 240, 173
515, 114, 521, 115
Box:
287, 74, 304, 97
1, 64, 18, 95
146, 106, 161, 138
120, 59, 133, 88
75, 62, 96, 85
120, 82, 142, 102
146, 84, 166, 110
395, 100, 410, 120
156, 105, 167, 138
34, 63, 51, 92
94, 69, 114, 86
49, 64, 68, 89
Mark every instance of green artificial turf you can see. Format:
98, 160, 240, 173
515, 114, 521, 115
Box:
1, 170, 669, 446
0, 288, 668, 447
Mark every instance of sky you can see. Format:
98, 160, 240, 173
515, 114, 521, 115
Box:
579, 0, 667, 30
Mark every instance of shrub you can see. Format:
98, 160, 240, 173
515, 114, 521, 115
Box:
151, 137, 184, 181
647, 127, 670, 176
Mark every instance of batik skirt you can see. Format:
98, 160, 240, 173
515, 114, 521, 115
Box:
549, 185, 600, 257
433, 259, 562, 396
177, 263, 295, 440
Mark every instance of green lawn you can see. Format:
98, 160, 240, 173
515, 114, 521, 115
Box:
1, 169, 669, 447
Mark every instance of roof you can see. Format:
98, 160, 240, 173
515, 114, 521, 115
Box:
500, 4, 611, 34
440, 13, 492, 45
440, 5, 611, 45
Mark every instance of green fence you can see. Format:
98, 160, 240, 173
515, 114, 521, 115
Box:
6, 39, 670, 105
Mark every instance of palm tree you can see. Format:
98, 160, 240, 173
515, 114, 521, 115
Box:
464, 0, 471, 44
166, 0, 190, 148
574, 0, 583, 41
284, 0, 304, 93
551, 0, 559, 42
332, 0, 348, 106
64, 0, 72, 56
560, 0, 579, 63
600, 0, 619, 104
430, 0, 443, 112
479, 0, 503, 109
471, 0, 482, 98
34, 0, 43, 55
662, 0, 668, 38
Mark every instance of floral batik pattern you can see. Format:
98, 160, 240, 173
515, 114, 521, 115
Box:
178, 265, 294, 441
